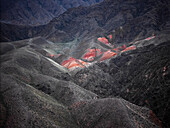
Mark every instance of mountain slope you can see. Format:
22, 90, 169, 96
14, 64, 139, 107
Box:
0, 37, 162, 128
0, 0, 170, 127
72, 34, 170, 127
0, 0, 103, 26
0, 0, 169, 43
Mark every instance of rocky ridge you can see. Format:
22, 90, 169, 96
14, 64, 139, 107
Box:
0, 0, 169, 42
0, 0, 103, 25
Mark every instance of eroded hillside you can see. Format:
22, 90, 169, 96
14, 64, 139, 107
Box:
1, 32, 169, 127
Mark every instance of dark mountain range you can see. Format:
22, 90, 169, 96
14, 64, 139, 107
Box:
0, 0, 103, 25
0, 0, 170, 128
0, 0, 169, 43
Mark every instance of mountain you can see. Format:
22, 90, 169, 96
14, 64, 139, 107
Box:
1, 34, 169, 127
0, 0, 170, 127
0, 0, 103, 25
0, 0, 169, 42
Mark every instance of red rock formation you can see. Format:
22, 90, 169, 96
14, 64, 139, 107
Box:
82, 48, 102, 61
121, 46, 136, 53
61, 57, 88, 69
97, 37, 109, 45
100, 50, 116, 61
